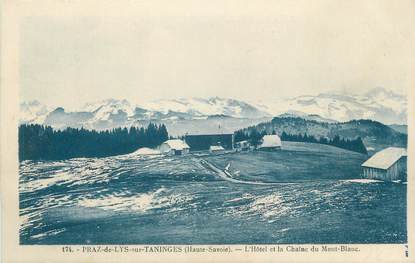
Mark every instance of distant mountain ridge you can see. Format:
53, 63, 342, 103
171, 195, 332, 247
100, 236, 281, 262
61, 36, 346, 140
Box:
276, 111, 338, 123
252, 87, 406, 125
20, 87, 407, 134
20, 98, 273, 135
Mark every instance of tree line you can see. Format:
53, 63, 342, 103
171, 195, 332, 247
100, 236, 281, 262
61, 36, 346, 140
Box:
234, 129, 367, 154
280, 131, 367, 154
19, 123, 169, 161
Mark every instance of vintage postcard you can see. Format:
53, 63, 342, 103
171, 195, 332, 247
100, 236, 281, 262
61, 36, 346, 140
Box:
1, 0, 414, 262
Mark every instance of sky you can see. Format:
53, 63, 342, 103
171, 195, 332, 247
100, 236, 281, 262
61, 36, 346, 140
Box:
20, 1, 414, 109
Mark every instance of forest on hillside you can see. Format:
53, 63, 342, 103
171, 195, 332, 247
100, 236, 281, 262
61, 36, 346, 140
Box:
19, 123, 168, 161
234, 129, 368, 154
234, 117, 407, 153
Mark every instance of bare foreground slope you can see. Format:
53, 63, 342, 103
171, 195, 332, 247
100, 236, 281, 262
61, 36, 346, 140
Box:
19, 142, 406, 244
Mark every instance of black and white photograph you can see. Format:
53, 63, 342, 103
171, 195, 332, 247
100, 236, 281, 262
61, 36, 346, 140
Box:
1, 1, 414, 262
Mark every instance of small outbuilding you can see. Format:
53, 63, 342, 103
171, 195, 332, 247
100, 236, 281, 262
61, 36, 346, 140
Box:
361, 147, 407, 182
258, 135, 282, 151
235, 140, 251, 151
159, 139, 190, 156
209, 145, 225, 153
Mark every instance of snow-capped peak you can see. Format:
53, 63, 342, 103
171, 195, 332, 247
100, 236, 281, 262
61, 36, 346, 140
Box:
20, 100, 49, 124
82, 99, 136, 121
139, 97, 270, 119
251, 88, 406, 125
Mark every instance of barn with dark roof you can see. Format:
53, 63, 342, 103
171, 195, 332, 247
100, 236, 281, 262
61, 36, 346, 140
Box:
185, 134, 234, 151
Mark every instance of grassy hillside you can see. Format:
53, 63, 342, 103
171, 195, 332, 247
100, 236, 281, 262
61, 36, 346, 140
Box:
205, 141, 367, 183
238, 117, 407, 154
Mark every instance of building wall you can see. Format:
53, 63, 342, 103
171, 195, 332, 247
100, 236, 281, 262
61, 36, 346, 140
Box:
159, 144, 189, 156
398, 156, 407, 181
362, 167, 387, 180
159, 143, 171, 153
388, 156, 407, 181
386, 162, 399, 181
185, 134, 234, 151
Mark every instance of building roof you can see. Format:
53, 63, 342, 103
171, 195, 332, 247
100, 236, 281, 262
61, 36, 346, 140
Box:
162, 139, 190, 150
361, 147, 407, 170
210, 145, 225, 151
260, 135, 282, 148
185, 133, 234, 137
133, 147, 161, 155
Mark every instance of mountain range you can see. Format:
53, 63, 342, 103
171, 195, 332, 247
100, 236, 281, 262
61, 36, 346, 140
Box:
20, 87, 407, 135
251, 87, 407, 125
